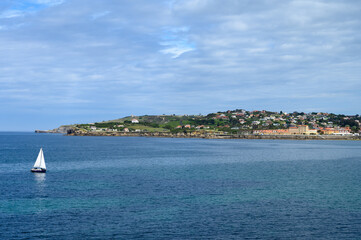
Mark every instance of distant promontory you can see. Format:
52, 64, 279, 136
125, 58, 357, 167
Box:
38, 109, 361, 140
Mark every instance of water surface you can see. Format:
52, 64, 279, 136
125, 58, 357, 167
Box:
0, 132, 360, 239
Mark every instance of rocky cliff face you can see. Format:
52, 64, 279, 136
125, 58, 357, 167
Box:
35, 125, 75, 134
54, 126, 74, 134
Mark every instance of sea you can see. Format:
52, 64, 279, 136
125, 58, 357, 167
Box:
0, 132, 360, 239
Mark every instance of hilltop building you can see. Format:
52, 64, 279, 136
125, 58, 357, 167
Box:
131, 119, 139, 124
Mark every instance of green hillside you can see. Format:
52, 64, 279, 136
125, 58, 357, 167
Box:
69, 109, 361, 134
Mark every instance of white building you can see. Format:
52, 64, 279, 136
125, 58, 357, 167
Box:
131, 119, 139, 123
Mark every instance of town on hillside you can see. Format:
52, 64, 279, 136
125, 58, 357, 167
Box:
67, 109, 361, 136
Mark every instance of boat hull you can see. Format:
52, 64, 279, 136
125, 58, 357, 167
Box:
31, 168, 46, 173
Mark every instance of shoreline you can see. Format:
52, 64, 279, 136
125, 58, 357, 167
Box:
66, 131, 361, 140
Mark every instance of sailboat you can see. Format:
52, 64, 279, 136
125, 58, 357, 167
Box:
31, 148, 47, 173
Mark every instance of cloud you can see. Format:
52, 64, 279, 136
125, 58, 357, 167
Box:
1, 0, 361, 130
91, 11, 110, 20
159, 45, 195, 58
0, 0, 65, 20
0, 10, 24, 19
33, 0, 64, 5
159, 26, 195, 58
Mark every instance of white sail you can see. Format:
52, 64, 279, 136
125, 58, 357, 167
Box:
39, 149, 46, 169
33, 148, 46, 169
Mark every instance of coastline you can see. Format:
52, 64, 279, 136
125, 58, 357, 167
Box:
66, 131, 361, 140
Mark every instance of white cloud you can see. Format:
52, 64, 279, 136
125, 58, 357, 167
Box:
91, 11, 110, 20
168, 26, 189, 33
0, 10, 24, 19
160, 46, 194, 58
172, 0, 210, 12
0, 0, 65, 20
1, 0, 361, 130
32, 0, 65, 6
159, 26, 195, 58
279, 55, 304, 61
247, 48, 268, 54
219, 16, 248, 31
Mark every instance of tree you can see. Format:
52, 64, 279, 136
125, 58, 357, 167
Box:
351, 126, 359, 133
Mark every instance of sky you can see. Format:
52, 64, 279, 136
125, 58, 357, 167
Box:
1, 0, 361, 131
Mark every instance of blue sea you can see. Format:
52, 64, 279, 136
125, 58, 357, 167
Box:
0, 132, 360, 239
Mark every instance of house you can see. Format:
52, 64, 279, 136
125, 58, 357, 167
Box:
123, 128, 129, 132
320, 127, 351, 135
184, 125, 191, 129
288, 127, 298, 134
307, 129, 318, 135
254, 126, 319, 136
252, 121, 260, 125
288, 125, 318, 135
131, 119, 139, 124
253, 129, 289, 135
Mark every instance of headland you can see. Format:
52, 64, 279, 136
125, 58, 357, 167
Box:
37, 108, 361, 140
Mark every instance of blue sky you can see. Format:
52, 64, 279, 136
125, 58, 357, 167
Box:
1, 0, 361, 131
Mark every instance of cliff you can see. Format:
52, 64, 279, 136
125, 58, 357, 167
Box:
35, 125, 74, 134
